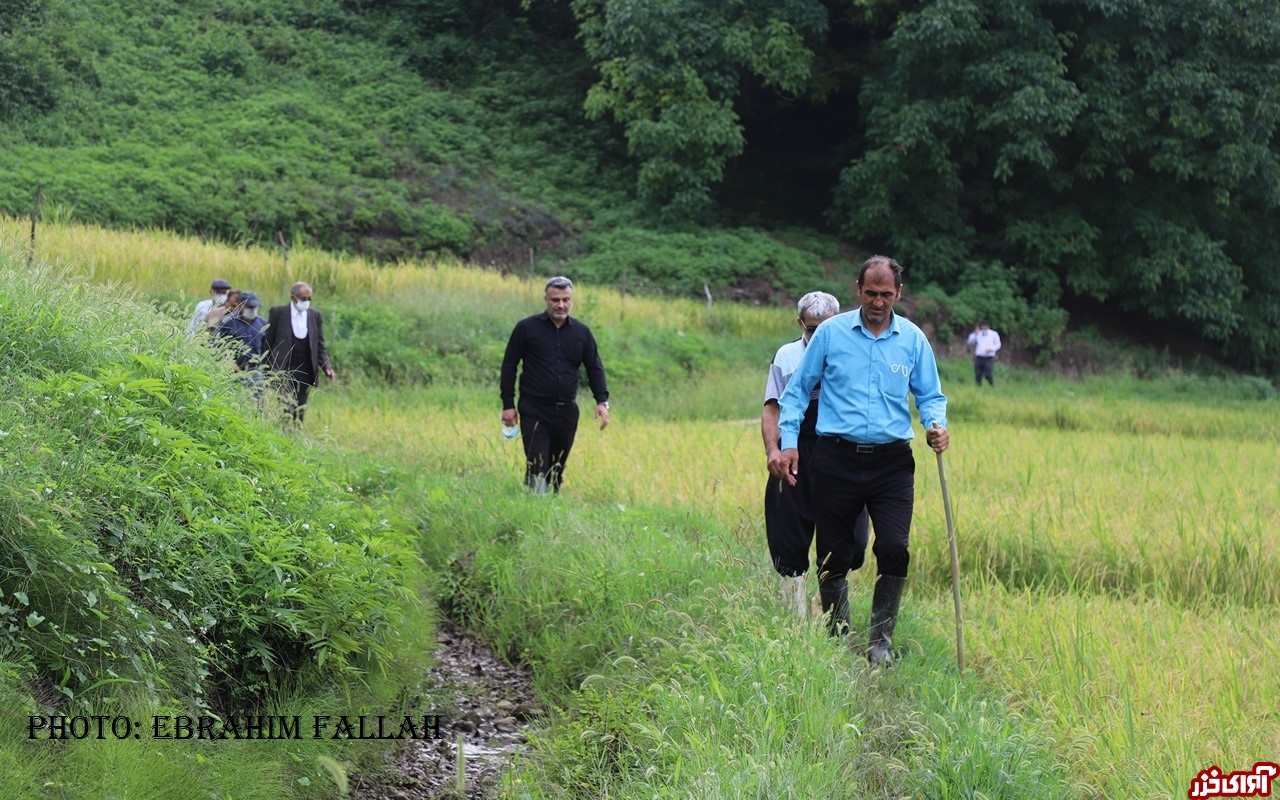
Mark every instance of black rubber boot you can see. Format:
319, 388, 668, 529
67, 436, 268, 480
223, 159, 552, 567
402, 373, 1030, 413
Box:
818, 576, 851, 637
867, 575, 907, 665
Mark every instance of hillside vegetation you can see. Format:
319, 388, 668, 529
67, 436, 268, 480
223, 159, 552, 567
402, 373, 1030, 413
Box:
5, 0, 1280, 375
0, 0, 850, 304
0, 244, 437, 797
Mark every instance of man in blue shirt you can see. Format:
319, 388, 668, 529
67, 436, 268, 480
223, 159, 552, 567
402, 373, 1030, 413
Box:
761, 291, 869, 619
774, 255, 950, 665
218, 290, 268, 403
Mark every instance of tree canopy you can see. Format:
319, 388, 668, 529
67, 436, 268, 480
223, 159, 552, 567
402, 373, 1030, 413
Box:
4, 0, 1280, 373
835, 0, 1280, 369
569, 0, 1280, 371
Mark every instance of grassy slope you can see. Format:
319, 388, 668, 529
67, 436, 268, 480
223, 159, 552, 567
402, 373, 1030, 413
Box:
0, 242, 440, 799
0, 0, 854, 302
15, 218, 1278, 797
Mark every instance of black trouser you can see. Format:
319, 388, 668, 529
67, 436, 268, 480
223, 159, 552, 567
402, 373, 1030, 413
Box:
280, 338, 317, 423
974, 356, 995, 386
765, 434, 869, 577
285, 376, 314, 423
810, 437, 915, 579
518, 398, 579, 492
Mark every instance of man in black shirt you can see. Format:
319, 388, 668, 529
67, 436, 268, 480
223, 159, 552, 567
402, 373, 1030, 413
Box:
500, 276, 610, 494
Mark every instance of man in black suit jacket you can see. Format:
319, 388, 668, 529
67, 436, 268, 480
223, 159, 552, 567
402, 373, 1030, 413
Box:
263, 281, 335, 425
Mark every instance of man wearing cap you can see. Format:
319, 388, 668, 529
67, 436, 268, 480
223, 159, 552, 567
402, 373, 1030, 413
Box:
264, 281, 335, 425
218, 291, 267, 370
500, 276, 610, 494
188, 278, 232, 335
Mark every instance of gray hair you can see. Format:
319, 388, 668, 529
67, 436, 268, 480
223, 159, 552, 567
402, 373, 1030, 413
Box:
545, 276, 574, 292
290, 281, 312, 298
797, 291, 840, 319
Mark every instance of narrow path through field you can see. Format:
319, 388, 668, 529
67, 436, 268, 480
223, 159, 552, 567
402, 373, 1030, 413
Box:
351, 620, 538, 799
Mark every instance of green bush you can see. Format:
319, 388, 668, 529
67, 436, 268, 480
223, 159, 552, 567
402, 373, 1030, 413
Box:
911, 260, 1068, 364
571, 225, 844, 300
0, 257, 417, 708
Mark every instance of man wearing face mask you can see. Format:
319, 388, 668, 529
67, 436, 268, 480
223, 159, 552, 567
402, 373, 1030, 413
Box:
218, 291, 268, 404
218, 291, 267, 370
263, 282, 335, 425
188, 278, 232, 335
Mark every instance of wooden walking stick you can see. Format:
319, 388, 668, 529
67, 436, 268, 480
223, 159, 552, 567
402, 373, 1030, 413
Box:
932, 423, 965, 671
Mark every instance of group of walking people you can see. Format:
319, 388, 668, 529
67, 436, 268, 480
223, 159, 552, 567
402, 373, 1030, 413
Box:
188, 258, 965, 665
498, 257, 959, 666
760, 255, 950, 665
189, 277, 335, 425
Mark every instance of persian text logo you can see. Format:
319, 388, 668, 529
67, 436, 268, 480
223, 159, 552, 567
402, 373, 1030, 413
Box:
1188, 762, 1278, 798
889, 363, 910, 375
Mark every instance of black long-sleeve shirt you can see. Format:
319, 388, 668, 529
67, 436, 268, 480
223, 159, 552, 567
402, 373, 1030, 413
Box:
500, 313, 609, 408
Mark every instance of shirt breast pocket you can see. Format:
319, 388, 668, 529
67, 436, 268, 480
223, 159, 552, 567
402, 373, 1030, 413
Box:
884, 362, 911, 394
559, 338, 585, 364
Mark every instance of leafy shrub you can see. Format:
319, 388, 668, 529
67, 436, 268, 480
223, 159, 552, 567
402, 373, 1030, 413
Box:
324, 302, 506, 386
911, 260, 1068, 364
0, 257, 417, 708
571, 226, 844, 300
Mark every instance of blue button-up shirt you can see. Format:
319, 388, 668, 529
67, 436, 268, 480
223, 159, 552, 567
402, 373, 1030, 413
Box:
778, 309, 947, 450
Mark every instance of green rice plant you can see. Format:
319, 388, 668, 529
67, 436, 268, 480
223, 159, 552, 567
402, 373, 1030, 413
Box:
12, 215, 1278, 798
317, 389, 1083, 799
961, 583, 1280, 798
315, 370, 1277, 799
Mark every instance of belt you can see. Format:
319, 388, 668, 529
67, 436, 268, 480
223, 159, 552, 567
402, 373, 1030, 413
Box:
523, 397, 576, 406
822, 437, 910, 454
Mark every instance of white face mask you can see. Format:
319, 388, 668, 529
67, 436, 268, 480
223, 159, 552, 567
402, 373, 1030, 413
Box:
293, 299, 310, 312
242, 308, 258, 320
213, 293, 229, 305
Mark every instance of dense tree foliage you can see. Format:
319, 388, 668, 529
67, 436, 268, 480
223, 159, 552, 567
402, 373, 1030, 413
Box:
0, 0, 77, 117
563, 0, 1280, 370
3, 0, 1280, 372
570, 0, 828, 216
835, 0, 1280, 369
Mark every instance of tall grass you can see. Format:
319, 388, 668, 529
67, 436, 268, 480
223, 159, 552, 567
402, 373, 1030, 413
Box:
314, 379, 1279, 798
0, 246, 435, 799
0, 214, 800, 335
13, 217, 1278, 797
319, 391, 1080, 798
964, 585, 1280, 797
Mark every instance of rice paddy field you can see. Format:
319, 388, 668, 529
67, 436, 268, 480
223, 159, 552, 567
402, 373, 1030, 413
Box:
7, 215, 1280, 798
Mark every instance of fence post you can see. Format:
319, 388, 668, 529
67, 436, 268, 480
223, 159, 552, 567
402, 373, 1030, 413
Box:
27, 183, 43, 268
276, 230, 290, 279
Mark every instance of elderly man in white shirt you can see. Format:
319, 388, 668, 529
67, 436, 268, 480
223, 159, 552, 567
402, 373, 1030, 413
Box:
761, 291, 869, 622
263, 281, 335, 425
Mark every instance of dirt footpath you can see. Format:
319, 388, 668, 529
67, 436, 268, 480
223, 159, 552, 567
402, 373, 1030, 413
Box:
351, 620, 539, 799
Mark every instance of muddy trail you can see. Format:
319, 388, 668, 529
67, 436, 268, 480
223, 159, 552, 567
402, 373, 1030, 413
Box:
351, 620, 539, 799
